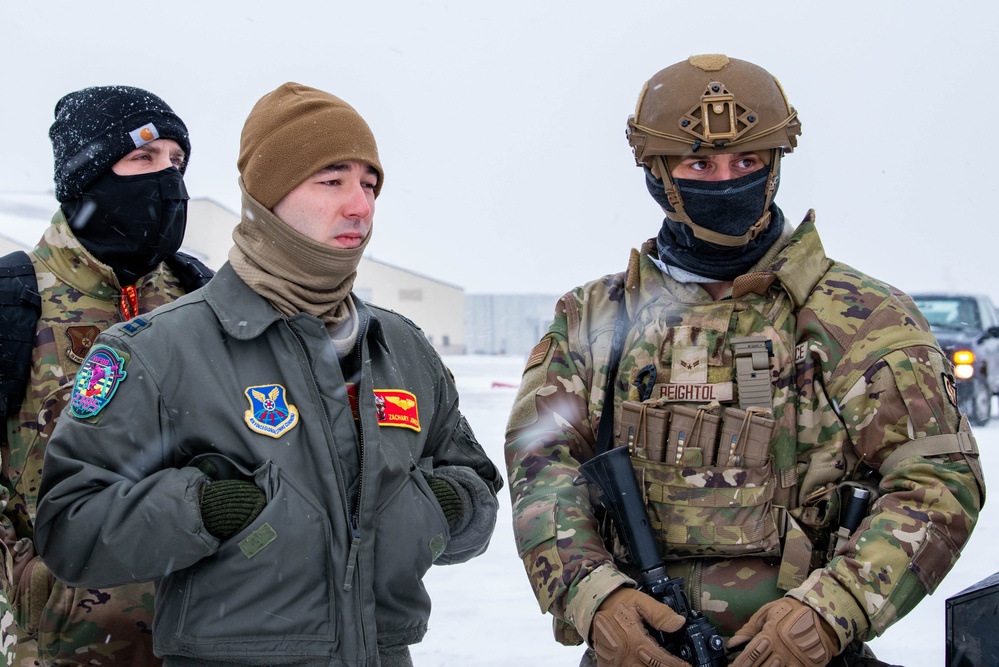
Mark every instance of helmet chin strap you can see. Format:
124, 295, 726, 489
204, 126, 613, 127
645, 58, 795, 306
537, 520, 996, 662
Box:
654, 150, 781, 248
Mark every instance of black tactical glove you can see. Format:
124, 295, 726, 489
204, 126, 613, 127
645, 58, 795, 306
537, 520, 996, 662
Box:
426, 475, 464, 529
196, 460, 266, 540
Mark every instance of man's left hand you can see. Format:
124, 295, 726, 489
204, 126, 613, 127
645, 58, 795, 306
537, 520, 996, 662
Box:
727, 598, 839, 666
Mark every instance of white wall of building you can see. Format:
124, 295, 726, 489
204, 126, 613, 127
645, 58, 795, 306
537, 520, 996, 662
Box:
0, 195, 466, 355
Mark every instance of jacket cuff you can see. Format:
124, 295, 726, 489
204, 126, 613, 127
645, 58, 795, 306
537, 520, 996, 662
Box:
788, 568, 869, 651
565, 563, 635, 645
431, 465, 499, 565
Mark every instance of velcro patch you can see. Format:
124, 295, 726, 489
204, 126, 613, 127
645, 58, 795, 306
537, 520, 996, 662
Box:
69, 345, 128, 418
943, 373, 958, 409
65, 325, 100, 363
374, 389, 421, 432
671, 346, 708, 383
120, 317, 151, 336
243, 384, 299, 438
526, 338, 552, 370
795, 343, 808, 365
654, 382, 734, 402
239, 522, 277, 558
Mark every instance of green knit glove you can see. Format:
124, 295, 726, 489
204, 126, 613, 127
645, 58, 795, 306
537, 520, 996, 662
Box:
199, 479, 266, 540
427, 475, 464, 530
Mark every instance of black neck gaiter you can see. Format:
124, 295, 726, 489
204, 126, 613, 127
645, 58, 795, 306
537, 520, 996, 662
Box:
646, 167, 784, 281
63, 167, 189, 286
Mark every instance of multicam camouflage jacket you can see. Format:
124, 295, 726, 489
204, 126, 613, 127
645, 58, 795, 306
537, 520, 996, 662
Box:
1, 211, 188, 666
505, 212, 984, 656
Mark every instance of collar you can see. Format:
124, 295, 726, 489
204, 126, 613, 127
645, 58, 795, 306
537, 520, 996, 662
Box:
629, 210, 831, 308
206, 262, 389, 352
35, 210, 160, 297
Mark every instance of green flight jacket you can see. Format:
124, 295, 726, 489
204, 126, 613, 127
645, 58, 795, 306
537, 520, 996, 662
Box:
34, 263, 502, 666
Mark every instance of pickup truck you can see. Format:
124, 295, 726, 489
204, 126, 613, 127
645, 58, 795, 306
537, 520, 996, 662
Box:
911, 293, 999, 427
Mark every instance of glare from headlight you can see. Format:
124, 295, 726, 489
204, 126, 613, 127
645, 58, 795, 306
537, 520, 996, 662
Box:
955, 364, 975, 380
954, 350, 975, 365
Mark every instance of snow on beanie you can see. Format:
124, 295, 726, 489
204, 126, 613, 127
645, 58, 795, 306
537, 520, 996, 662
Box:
49, 86, 191, 202
237, 82, 383, 210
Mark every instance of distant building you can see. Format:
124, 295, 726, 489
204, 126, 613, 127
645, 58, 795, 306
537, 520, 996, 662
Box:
0, 193, 466, 355
465, 294, 561, 357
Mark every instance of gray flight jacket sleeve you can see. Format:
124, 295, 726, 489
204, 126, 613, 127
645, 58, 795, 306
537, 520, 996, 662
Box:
34, 336, 219, 588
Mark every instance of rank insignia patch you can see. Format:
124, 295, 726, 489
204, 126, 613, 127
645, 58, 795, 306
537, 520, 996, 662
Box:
244, 384, 299, 438
66, 326, 100, 363
69, 345, 127, 418
374, 389, 421, 432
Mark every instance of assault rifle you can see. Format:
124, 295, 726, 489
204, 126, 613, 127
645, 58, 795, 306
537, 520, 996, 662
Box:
580, 446, 727, 667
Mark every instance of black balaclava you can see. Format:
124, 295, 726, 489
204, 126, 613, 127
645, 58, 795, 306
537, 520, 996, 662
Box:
63, 167, 189, 286
645, 166, 785, 281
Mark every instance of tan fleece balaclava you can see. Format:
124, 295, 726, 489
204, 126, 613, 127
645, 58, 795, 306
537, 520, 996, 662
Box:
230, 82, 382, 326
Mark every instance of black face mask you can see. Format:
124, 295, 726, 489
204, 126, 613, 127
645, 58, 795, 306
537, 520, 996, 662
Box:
63, 167, 189, 286
646, 167, 785, 281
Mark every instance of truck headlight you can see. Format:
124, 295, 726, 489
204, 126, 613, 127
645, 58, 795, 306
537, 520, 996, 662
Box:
954, 350, 975, 379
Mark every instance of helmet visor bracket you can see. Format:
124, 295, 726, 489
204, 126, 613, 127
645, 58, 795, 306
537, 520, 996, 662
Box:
680, 82, 759, 148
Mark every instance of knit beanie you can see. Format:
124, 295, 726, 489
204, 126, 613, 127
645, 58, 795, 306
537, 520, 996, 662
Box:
238, 82, 383, 210
49, 86, 191, 202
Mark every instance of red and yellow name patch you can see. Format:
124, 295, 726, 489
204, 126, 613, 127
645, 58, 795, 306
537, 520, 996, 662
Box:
346, 385, 421, 432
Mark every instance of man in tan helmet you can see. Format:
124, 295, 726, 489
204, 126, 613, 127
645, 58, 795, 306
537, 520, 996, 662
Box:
504, 55, 983, 666
31, 82, 503, 667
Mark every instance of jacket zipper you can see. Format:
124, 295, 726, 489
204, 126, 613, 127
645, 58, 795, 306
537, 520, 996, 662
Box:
286, 322, 358, 592
344, 315, 369, 592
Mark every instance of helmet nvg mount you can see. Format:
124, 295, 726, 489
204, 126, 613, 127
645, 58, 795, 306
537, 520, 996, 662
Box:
627, 54, 802, 248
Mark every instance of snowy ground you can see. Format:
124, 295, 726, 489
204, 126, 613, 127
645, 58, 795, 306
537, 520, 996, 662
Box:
411, 354, 998, 667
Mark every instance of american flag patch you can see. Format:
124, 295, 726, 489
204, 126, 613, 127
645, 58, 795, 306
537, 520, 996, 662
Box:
526, 338, 552, 370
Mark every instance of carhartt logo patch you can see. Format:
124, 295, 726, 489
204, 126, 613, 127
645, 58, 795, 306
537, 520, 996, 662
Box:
244, 384, 299, 438
128, 122, 160, 147
671, 347, 708, 383
69, 345, 127, 418
65, 326, 100, 363
374, 389, 421, 432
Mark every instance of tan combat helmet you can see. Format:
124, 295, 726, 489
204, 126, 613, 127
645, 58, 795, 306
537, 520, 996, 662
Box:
627, 54, 802, 247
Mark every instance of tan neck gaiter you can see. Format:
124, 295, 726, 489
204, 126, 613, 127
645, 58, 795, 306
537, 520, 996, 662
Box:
229, 178, 370, 326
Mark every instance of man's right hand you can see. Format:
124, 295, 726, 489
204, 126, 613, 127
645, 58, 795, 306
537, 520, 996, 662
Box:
591, 587, 691, 667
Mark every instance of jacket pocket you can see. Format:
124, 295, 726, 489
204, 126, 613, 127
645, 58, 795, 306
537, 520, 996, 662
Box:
512, 493, 564, 613
176, 459, 335, 641
371, 467, 445, 639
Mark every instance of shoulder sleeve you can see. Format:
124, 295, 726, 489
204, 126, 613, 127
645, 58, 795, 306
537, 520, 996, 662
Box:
793, 278, 983, 646
33, 333, 216, 587
504, 287, 633, 645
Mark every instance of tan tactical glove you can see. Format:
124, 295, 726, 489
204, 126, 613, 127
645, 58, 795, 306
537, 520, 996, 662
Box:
728, 598, 839, 666
590, 587, 691, 667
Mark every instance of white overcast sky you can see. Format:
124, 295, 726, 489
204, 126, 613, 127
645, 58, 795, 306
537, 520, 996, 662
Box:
2, 1, 998, 297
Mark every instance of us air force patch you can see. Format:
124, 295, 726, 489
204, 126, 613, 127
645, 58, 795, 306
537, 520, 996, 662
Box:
65, 325, 100, 363
69, 345, 127, 418
244, 384, 299, 438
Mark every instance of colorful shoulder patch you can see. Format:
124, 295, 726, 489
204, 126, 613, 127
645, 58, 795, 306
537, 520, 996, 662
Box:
346, 385, 421, 432
243, 384, 299, 438
69, 345, 128, 418
373, 389, 421, 432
